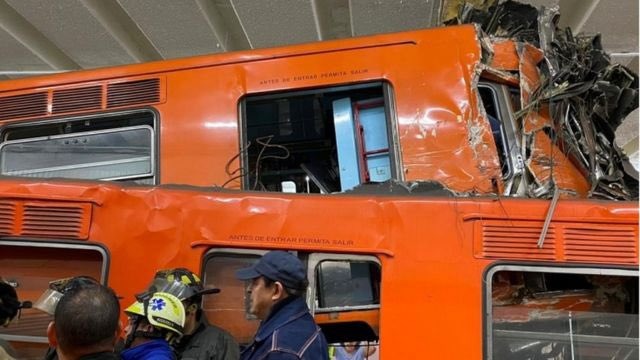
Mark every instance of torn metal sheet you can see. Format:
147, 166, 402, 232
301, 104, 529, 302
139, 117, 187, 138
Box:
446, 0, 639, 200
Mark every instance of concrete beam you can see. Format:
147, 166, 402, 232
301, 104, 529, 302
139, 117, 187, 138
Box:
81, 0, 163, 62
311, 0, 351, 41
195, 0, 250, 51
0, 0, 79, 70
558, 0, 600, 34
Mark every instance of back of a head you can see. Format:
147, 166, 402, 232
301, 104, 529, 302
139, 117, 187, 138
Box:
54, 284, 120, 353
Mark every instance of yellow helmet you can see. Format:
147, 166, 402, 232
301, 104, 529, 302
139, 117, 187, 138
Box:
125, 292, 185, 337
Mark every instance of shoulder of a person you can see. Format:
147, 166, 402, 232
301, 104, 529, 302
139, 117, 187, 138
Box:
264, 349, 301, 360
203, 323, 235, 338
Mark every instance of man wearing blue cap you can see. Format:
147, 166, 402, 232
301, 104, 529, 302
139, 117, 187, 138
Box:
236, 250, 328, 360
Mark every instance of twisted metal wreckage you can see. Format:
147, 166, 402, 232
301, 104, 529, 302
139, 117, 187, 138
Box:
444, 0, 639, 201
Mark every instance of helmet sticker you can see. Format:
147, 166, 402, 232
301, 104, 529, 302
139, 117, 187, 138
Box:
150, 298, 166, 311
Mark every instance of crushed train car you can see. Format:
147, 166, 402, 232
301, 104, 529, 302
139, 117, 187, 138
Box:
444, 0, 639, 200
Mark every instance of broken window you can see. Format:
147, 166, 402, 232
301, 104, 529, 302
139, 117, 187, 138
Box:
0, 110, 156, 184
241, 82, 396, 193
479, 84, 512, 179
486, 265, 638, 360
478, 82, 527, 196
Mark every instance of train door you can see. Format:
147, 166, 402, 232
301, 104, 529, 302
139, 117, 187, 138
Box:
200, 248, 381, 355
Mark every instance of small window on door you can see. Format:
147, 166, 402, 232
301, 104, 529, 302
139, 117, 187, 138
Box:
317, 260, 380, 309
309, 254, 381, 347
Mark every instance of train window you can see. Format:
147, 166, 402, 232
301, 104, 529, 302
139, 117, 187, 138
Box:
478, 84, 512, 179
477, 82, 527, 196
202, 249, 265, 345
308, 253, 380, 347
0, 241, 106, 358
241, 82, 397, 193
316, 260, 380, 309
0, 110, 156, 184
486, 266, 638, 360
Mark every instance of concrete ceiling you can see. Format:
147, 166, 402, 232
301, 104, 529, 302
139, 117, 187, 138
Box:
0, 0, 637, 80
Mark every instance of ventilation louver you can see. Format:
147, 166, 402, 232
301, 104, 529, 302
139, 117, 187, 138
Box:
107, 78, 160, 108
52, 86, 102, 114
475, 219, 638, 264
0, 200, 91, 239
0, 77, 162, 121
0, 92, 48, 121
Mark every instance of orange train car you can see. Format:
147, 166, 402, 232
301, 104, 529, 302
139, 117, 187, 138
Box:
0, 180, 637, 359
0, 24, 588, 196
0, 23, 637, 359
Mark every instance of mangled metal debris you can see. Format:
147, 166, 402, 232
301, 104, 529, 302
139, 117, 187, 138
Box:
444, 0, 639, 200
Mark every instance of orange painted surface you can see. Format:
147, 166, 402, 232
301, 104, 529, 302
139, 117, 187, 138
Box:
489, 39, 520, 71
0, 179, 636, 358
1, 25, 502, 194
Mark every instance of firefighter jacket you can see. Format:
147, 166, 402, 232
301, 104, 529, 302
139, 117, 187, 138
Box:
174, 315, 240, 360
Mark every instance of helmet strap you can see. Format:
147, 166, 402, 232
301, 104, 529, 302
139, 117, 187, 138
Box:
123, 317, 141, 349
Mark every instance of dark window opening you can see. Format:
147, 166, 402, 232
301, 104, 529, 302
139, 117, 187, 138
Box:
479, 85, 512, 179
242, 83, 393, 193
0, 111, 156, 184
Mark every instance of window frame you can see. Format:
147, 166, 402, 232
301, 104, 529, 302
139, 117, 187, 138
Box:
477, 82, 525, 195
0, 108, 159, 184
0, 239, 108, 344
0, 125, 154, 181
307, 253, 381, 314
238, 81, 401, 193
201, 248, 268, 320
484, 263, 639, 360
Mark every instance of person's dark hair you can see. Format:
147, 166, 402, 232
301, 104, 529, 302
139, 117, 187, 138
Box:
184, 294, 204, 319
0, 282, 21, 325
54, 284, 120, 352
263, 276, 306, 298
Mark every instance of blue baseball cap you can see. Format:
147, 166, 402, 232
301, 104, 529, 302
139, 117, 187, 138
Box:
236, 251, 308, 290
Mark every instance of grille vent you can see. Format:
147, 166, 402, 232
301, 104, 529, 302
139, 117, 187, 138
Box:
0, 201, 17, 235
0, 92, 48, 121
0, 200, 91, 239
475, 219, 638, 264
52, 86, 102, 114
564, 226, 637, 263
0, 77, 162, 121
481, 222, 556, 260
107, 78, 160, 108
